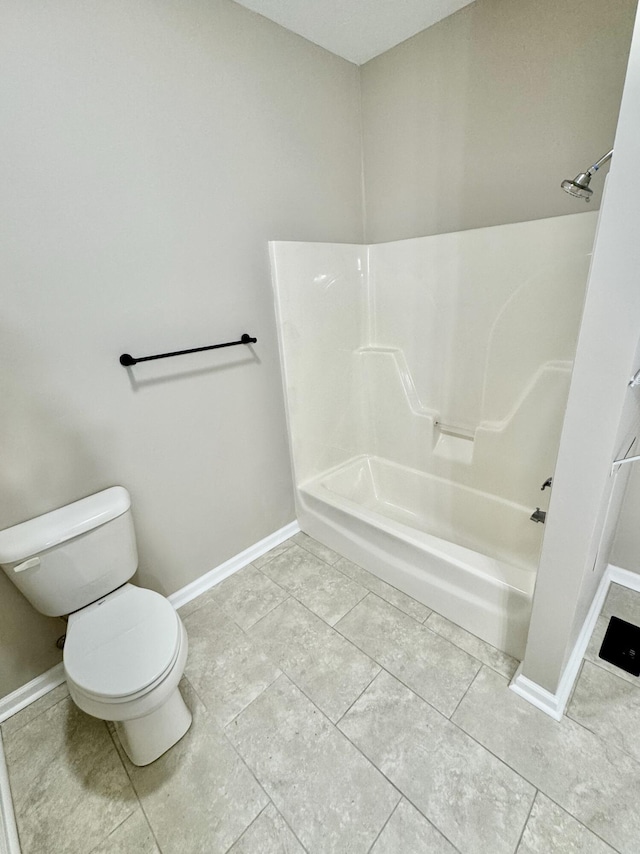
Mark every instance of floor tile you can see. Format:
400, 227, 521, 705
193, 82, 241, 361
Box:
259, 544, 367, 626
292, 531, 341, 564
567, 659, 640, 764
252, 541, 295, 570
90, 810, 159, 854
119, 679, 268, 854
452, 666, 640, 854
336, 594, 481, 716
339, 670, 534, 854
228, 803, 305, 853
516, 792, 617, 854
4, 697, 136, 854
1, 681, 69, 738
184, 599, 281, 726
586, 614, 640, 687
182, 565, 288, 630
601, 582, 640, 624
248, 597, 380, 722
226, 674, 400, 854
425, 612, 519, 679
334, 557, 431, 623
370, 799, 458, 854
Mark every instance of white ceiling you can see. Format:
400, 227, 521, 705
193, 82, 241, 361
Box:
232, 0, 476, 65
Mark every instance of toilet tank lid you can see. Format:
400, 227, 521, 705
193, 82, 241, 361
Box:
0, 487, 131, 564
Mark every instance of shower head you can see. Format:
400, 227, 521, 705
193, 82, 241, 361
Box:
561, 149, 613, 202
561, 173, 593, 201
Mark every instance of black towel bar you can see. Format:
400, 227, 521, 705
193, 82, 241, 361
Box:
119, 333, 257, 367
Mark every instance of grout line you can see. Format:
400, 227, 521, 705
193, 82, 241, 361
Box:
86, 809, 139, 854
0, 688, 70, 740
251, 542, 295, 572
332, 595, 485, 721
221, 667, 284, 730
224, 670, 407, 814
222, 802, 271, 853
365, 797, 399, 853
241, 593, 292, 635
329, 590, 371, 628
271, 803, 311, 854
257, 552, 369, 631
291, 533, 342, 566
238, 594, 384, 728
331, 557, 432, 626
588, 654, 639, 684
336, 707, 462, 854
446, 669, 640, 852
448, 664, 483, 721
105, 725, 162, 853
181, 679, 279, 852
334, 675, 528, 854
334, 667, 383, 727
564, 659, 585, 710
333, 659, 537, 850
540, 791, 626, 854
511, 788, 538, 854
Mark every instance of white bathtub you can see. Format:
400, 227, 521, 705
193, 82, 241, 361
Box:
298, 456, 541, 659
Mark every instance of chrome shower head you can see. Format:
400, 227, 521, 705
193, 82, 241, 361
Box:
561, 173, 593, 201
561, 150, 613, 202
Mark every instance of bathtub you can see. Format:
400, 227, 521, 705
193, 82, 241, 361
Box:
297, 456, 540, 659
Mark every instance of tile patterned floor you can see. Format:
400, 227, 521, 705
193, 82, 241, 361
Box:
2, 540, 640, 854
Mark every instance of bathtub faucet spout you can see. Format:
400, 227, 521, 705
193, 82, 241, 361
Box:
530, 508, 546, 524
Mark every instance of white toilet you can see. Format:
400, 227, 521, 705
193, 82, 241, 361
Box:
0, 486, 192, 766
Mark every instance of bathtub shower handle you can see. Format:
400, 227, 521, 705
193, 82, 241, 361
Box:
541, 478, 553, 491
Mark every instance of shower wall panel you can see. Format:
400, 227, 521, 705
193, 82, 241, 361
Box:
270, 241, 368, 484
364, 212, 598, 504
271, 211, 598, 506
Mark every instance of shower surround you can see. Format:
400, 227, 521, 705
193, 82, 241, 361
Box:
271, 212, 598, 658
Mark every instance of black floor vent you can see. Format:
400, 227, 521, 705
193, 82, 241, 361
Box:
599, 616, 640, 677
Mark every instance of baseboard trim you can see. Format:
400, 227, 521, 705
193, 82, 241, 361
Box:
0, 732, 20, 854
608, 563, 640, 592
0, 664, 66, 726
509, 665, 565, 721
167, 520, 299, 611
510, 563, 636, 720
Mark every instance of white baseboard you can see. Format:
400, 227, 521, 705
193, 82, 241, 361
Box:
510, 563, 638, 720
167, 520, 299, 611
0, 732, 19, 854
0, 664, 66, 726
509, 665, 565, 721
608, 563, 640, 592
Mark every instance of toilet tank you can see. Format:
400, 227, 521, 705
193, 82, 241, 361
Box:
0, 487, 138, 617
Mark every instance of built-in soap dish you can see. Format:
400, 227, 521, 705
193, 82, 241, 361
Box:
433, 422, 474, 465
599, 616, 640, 677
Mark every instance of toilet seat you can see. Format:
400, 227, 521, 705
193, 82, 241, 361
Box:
64, 584, 181, 702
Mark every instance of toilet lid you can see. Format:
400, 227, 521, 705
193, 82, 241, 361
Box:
64, 585, 181, 700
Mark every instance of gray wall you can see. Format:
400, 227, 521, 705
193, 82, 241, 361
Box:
360, 0, 637, 242
0, 0, 363, 697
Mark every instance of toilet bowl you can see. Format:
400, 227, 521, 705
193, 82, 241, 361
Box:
64, 584, 191, 766
0, 487, 192, 766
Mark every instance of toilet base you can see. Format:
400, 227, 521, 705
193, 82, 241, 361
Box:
115, 686, 192, 766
